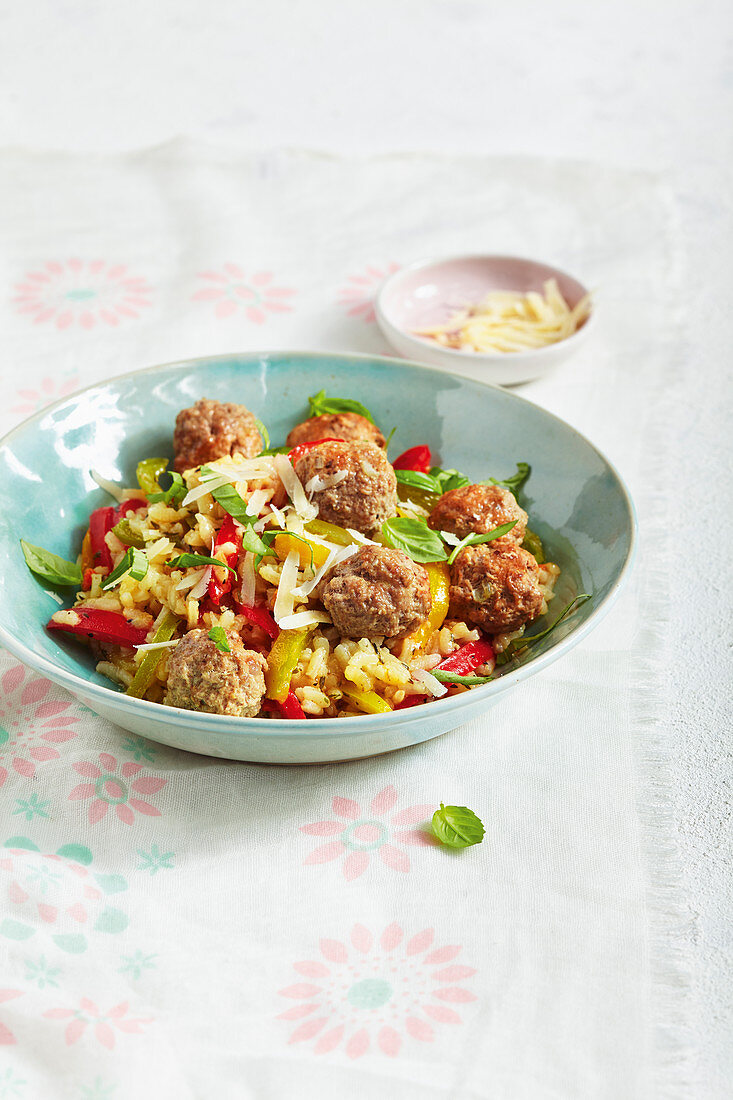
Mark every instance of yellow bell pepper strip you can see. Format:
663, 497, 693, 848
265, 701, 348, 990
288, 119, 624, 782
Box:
265, 628, 313, 703
136, 457, 168, 496
303, 519, 359, 547
125, 610, 179, 699
343, 688, 393, 715
403, 560, 451, 657
274, 532, 330, 570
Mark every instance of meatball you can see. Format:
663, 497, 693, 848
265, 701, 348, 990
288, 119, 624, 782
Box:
428, 484, 527, 543
173, 399, 262, 474
287, 412, 385, 449
321, 545, 430, 640
293, 440, 397, 534
448, 539, 543, 634
165, 628, 267, 716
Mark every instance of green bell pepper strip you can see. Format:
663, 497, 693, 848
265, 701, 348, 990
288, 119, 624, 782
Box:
136, 457, 169, 495
265, 627, 313, 704
125, 610, 180, 699
111, 519, 146, 548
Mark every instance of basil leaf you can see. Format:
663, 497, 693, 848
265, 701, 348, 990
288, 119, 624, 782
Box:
20, 540, 82, 587
208, 482, 256, 526
495, 593, 592, 666
431, 670, 493, 686
257, 445, 291, 457
253, 417, 270, 451
208, 626, 231, 653
521, 527, 545, 563
429, 466, 471, 493
384, 426, 397, 451
147, 470, 186, 506
394, 469, 442, 495
166, 553, 237, 575
381, 518, 447, 563
111, 519, 146, 549
307, 389, 376, 425
240, 526, 271, 557
102, 547, 148, 590
431, 803, 485, 849
446, 520, 518, 565
486, 461, 531, 498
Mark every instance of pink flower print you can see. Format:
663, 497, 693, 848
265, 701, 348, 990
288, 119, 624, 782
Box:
0, 660, 80, 787
337, 262, 400, 323
11, 260, 152, 329
43, 999, 152, 1049
1, 837, 129, 953
11, 371, 80, 416
192, 264, 296, 322
68, 753, 166, 825
0, 990, 22, 1045
277, 922, 477, 1058
301, 785, 435, 880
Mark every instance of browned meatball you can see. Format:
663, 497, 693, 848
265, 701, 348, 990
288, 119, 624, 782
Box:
287, 412, 385, 449
164, 628, 267, 716
428, 484, 527, 543
321, 545, 430, 640
173, 399, 262, 473
449, 539, 543, 634
293, 440, 397, 534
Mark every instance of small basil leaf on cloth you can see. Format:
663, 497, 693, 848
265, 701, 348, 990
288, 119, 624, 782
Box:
431, 803, 485, 849
166, 553, 237, 574
446, 520, 518, 565
207, 626, 231, 653
381, 518, 448, 563
307, 389, 376, 424
20, 540, 82, 586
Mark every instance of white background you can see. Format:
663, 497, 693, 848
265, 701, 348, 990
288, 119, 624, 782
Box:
1, 1, 730, 1095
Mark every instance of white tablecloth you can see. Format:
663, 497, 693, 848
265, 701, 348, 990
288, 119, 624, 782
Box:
0, 146, 690, 1099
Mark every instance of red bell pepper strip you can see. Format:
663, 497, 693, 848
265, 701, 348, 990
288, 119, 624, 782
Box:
81, 568, 94, 591
434, 637, 494, 675
395, 637, 495, 707
88, 507, 116, 570
261, 689, 307, 719
392, 445, 432, 474
237, 602, 279, 640
116, 498, 147, 518
47, 608, 149, 648
288, 438, 342, 465
208, 515, 242, 606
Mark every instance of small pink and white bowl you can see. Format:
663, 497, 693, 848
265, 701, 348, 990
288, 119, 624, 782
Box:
375, 254, 595, 386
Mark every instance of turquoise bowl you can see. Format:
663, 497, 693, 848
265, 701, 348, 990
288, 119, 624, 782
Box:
0, 352, 636, 763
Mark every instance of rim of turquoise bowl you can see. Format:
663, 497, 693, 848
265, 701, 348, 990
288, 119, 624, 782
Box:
375, 253, 596, 363
0, 349, 637, 738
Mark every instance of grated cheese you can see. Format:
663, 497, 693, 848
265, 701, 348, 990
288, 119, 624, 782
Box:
276, 610, 332, 631
274, 454, 318, 521
181, 475, 231, 509
188, 566, 212, 601
304, 470, 349, 495
135, 639, 180, 652
273, 549, 300, 622
291, 542, 359, 600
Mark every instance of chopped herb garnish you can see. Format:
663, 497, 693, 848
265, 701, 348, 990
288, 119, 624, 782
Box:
166, 553, 237, 575
446, 520, 518, 565
429, 466, 471, 493
394, 469, 443, 495
20, 540, 82, 587
384, 426, 397, 451
208, 626, 231, 653
147, 469, 186, 506
307, 389, 376, 425
485, 461, 531, 498
253, 417, 270, 451
381, 517, 448, 563
431, 803, 485, 848
206, 480, 257, 526
495, 594, 592, 666
431, 670, 493, 686
102, 547, 148, 590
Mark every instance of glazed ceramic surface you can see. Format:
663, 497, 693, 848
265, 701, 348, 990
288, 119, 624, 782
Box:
376, 255, 594, 385
0, 352, 634, 763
